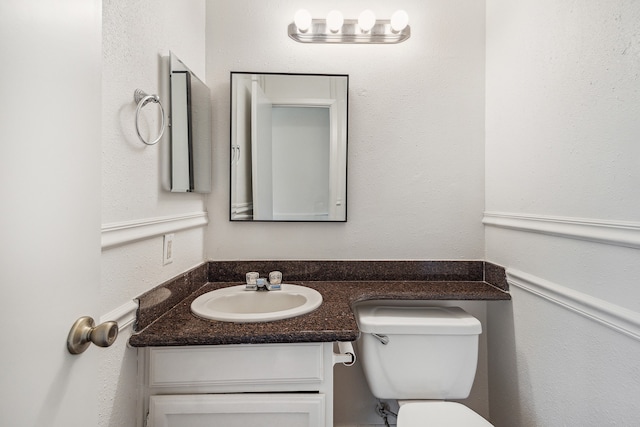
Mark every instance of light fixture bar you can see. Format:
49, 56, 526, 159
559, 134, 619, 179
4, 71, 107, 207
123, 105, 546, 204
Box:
288, 19, 411, 44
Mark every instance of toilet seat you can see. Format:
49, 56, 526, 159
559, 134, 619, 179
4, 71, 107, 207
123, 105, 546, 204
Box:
397, 401, 494, 426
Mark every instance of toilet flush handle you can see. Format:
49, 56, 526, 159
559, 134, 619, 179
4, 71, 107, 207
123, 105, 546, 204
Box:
372, 333, 389, 345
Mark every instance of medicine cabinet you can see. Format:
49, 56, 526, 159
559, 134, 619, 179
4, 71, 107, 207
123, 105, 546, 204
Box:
167, 52, 212, 193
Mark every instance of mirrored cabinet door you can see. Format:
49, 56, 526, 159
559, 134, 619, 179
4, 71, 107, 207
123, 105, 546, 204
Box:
168, 52, 212, 193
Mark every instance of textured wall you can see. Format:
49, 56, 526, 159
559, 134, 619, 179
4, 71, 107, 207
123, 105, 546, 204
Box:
486, 0, 640, 222
100, 1, 207, 426
205, 0, 486, 261
485, 0, 640, 425
206, 1, 487, 425
102, 0, 207, 224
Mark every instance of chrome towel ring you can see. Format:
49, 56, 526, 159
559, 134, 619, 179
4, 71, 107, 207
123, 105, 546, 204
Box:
134, 88, 166, 145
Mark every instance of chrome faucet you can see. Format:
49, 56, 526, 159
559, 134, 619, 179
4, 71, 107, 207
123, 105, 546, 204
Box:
256, 278, 268, 290
245, 271, 282, 291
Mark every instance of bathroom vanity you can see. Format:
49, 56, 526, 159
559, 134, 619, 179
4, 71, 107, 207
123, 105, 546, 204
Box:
138, 342, 333, 427
131, 260, 510, 427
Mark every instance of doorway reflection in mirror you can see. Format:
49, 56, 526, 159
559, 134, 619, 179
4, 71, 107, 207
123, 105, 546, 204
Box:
230, 72, 348, 222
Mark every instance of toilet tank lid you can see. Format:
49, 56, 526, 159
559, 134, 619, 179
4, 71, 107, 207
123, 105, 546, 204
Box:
356, 305, 482, 335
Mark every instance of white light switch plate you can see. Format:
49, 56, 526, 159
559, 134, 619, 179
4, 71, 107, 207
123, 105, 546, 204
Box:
163, 234, 174, 265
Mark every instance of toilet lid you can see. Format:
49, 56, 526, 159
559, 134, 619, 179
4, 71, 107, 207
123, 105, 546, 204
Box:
398, 402, 494, 427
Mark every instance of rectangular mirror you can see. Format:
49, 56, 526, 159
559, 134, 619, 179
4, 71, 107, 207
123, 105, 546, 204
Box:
168, 52, 212, 193
230, 72, 348, 221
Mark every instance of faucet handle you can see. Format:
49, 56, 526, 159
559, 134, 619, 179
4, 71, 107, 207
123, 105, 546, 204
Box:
267, 271, 282, 290
268, 271, 282, 285
245, 271, 259, 290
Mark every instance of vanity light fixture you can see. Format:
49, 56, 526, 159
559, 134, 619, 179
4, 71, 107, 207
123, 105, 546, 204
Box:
358, 9, 376, 33
288, 9, 410, 44
326, 10, 344, 33
390, 10, 409, 33
294, 9, 312, 33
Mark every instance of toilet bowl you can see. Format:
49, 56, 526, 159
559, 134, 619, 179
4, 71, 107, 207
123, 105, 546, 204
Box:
355, 301, 494, 427
397, 401, 493, 426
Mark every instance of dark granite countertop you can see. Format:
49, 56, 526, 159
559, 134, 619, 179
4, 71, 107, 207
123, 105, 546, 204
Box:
129, 279, 510, 347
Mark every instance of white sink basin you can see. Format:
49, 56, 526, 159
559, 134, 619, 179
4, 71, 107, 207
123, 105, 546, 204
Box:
190, 284, 323, 323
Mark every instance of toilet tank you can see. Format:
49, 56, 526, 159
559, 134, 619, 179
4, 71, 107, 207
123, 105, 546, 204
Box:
355, 302, 482, 400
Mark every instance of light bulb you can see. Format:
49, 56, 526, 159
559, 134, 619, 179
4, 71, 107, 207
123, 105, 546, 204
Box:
358, 9, 376, 32
391, 10, 409, 32
294, 9, 312, 32
326, 10, 344, 33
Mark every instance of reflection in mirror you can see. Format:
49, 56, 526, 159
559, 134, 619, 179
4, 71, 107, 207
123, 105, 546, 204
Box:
168, 52, 212, 193
230, 72, 348, 221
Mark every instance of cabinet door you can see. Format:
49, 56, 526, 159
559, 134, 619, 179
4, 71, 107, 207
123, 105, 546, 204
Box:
149, 394, 325, 427
148, 343, 325, 391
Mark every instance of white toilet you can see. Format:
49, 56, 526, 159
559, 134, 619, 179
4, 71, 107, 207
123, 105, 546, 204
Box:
355, 301, 494, 426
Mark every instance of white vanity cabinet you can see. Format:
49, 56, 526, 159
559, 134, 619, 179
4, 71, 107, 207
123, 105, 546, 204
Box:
137, 342, 335, 427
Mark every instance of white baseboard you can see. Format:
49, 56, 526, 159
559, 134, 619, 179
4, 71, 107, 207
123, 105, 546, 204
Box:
507, 269, 640, 341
